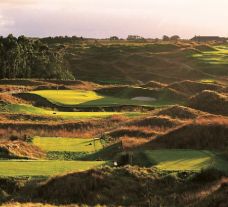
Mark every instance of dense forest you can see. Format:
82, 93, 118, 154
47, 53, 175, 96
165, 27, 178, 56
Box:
0, 35, 74, 80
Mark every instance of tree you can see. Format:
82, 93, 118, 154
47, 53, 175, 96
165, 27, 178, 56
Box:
162, 35, 170, 41
110, 36, 119, 40
0, 34, 75, 80
170, 35, 180, 41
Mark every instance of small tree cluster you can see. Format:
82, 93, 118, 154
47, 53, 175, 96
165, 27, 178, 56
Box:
0, 34, 74, 80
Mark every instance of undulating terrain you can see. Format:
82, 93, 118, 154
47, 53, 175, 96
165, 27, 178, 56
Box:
0, 38, 228, 207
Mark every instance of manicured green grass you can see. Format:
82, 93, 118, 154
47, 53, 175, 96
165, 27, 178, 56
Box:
200, 79, 217, 84
30, 89, 174, 107
0, 160, 105, 177
33, 137, 102, 152
192, 45, 228, 65
31, 90, 103, 105
4, 104, 141, 119
144, 150, 228, 172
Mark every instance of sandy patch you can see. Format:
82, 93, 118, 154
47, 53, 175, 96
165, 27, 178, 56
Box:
131, 97, 157, 101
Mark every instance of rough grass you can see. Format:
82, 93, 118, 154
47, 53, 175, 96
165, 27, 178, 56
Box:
14, 166, 228, 206
167, 80, 224, 96
0, 141, 45, 159
0, 93, 26, 105
155, 105, 206, 119
188, 90, 228, 115
0, 160, 105, 177
145, 117, 228, 150
0, 115, 128, 139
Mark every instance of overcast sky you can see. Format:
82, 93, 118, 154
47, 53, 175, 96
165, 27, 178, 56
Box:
0, 0, 228, 38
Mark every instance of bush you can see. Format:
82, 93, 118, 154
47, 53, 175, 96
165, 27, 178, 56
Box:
190, 168, 225, 183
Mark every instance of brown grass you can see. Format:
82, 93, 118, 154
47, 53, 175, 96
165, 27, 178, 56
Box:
155, 105, 206, 119
145, 116, 228, 150
121, 136, 151, 149
188, 90, 228, 116
167, 80, 224, 96
0, 115, 128, 140
141, 81, 167, 88
14, 166, 228, 207
0, 93, 27, 104
0, 140, 45, 159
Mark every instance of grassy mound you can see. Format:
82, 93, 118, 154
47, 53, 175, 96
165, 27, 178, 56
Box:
188, 90, 228, 115
20, 166, 228, 206
128, 115, 182, 129
167, 80, 224, 96
141, 81, 167, 88
194, 44, 217, 52
156, 105, 205, 119
0, 94, 26, 105
0, 141, 45, 159
146, 117, 228, 150
26, 167, 154, 205
14, 92, 59, 109
106, 115, 182, 143
0, 113, 59, 122
108, 128, 157, 139
0, 79, 43, 86
0, 115, 128, 139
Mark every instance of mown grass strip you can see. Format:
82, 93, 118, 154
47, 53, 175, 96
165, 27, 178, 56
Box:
0, 160, 105, 177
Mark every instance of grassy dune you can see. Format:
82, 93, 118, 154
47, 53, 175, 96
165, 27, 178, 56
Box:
33, 137, 102, 152
144, 150, 228, 172
192, 45, 228, 65
0, 160, 104, 177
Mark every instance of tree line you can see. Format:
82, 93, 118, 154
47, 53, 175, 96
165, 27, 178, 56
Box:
0, 34, 74, 80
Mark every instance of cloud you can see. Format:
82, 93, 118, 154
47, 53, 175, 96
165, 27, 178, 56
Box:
0, 0, 228, 38
0, 0, 37, 5
0, 15, 14, 28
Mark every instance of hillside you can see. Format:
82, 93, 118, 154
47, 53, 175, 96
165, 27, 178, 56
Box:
1, 36, 228, 84
0, 41, 228, 207
188, 90, 228, 115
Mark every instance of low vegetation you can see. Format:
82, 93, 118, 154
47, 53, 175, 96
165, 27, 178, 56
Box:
0, 39, 227, 206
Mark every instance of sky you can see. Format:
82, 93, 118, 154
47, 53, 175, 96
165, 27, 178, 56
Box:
0, 0, 228, 38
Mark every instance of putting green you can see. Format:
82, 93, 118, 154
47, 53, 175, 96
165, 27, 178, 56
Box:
31, 90, 103, 105
144, 149, 228, 172
30, 90, 168, 107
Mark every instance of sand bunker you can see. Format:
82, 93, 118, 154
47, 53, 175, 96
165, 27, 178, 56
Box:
131, 97, 157, 101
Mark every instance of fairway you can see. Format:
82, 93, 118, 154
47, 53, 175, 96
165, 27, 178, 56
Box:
4, 104, 140, 119
33, 137, 103, 152
0, 160, 105, 177
144, 150, 228, 172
